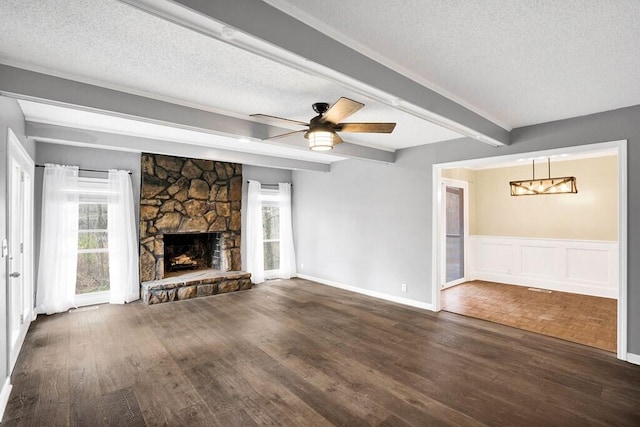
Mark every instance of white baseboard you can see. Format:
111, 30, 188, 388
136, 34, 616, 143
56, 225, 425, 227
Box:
626, 352, 640, 366
296, 274, 434, 311
0, 377, 12, 421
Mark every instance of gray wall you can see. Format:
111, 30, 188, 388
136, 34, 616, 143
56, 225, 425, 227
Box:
241, 165, 292, 270
293, 160, 430, 302
34, 143, 142, 285
293, 104, 640, 355
0, 96, 34, 391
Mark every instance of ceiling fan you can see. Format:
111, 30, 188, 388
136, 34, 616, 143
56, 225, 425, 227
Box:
251, 97, 396, 151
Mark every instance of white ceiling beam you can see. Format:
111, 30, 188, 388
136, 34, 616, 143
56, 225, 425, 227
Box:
0, 64, 394, 163
148, 0, 510, 146
25, 122, 330, 172
0, 63, 276, 139
259, 136, 394, 163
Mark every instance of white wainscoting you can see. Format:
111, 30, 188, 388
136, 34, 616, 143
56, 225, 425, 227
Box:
469, 236, 618, 299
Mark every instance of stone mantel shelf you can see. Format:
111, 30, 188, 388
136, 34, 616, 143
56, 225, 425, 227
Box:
142, 269, 252, 305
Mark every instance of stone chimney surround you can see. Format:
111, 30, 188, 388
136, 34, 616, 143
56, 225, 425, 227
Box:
138, 153, 250, 304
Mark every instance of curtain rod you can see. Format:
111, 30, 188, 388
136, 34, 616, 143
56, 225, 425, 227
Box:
246, 181, 292, 186
36, 164, 132, 175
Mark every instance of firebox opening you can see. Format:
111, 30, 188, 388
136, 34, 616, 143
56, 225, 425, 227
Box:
163, 232, 221, 277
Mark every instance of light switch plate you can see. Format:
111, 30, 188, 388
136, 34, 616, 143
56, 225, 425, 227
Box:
1, 239, 7, 257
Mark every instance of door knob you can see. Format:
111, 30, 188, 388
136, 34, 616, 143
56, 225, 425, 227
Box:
9, 272, 20, 278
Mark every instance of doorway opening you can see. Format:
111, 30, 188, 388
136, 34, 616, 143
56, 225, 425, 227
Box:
432, 140, 627, 359
7, 129, 35, 373
441, 179, 468, 289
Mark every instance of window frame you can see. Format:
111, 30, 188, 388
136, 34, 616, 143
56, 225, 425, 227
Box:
260, 188, 281, 279
75, 177, 111, 306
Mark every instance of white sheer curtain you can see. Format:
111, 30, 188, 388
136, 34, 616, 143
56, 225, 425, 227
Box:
246, 180, 265, 283
278, 183, 297, 279
36, 164, 80, 315
108, 170, 140, 303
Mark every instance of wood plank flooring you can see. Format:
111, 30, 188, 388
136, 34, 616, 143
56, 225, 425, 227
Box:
3, 278, 639, 426
441, 280, 617, 352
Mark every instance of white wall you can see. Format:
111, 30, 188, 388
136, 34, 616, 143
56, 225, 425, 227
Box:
0, 96, 34, 410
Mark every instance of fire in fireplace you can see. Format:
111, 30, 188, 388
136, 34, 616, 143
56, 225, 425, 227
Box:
163, 232, 221, 276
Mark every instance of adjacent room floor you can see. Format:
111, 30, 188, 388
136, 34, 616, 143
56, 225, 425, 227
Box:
441, 280, 617, 352
4, 279, 638, 426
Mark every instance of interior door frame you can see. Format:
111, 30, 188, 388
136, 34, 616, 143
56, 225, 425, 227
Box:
440, 178, 469, 289
6, 128, 35, 373
431, 140, 628, 361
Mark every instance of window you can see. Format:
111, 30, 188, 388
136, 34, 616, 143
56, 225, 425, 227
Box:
77, 203, 110, 294
38, 167, 138, 313
262, 202, 280, 271
247, 181, 295, 283
74, 177, 112, 304
261, 189, 280, 274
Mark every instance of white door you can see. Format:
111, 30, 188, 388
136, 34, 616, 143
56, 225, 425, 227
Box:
7, 129, 34, 373
441, 179, 469, 289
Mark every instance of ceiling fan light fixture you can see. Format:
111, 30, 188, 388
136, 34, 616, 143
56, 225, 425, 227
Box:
252, 97, 396, 152
307, 129, 335, 151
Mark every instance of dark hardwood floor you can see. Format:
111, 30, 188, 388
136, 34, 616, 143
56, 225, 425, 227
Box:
3, 278, 640, 426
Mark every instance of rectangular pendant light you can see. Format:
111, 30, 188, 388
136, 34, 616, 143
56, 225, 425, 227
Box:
509, 158, 578, 196
510, 176, 577, 195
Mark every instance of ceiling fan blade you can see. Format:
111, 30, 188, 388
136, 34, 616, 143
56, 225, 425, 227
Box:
250, 114, 308, 127
264, 130, 306, 140
320, 97, 364, 124
334, 122, 396, 133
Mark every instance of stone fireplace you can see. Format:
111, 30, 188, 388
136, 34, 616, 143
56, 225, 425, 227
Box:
139, 153, 251, 304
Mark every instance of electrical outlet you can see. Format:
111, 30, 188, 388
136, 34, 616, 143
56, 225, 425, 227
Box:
300, 263, 304, 270
401, 283, 407, 292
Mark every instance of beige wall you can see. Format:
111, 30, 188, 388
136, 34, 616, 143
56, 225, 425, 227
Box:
442, 156, 618, 241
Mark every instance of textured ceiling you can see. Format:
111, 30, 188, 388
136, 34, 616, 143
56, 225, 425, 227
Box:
4, 1, 635, 157
266, 0, 640, 128
0, 0, 461, 153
